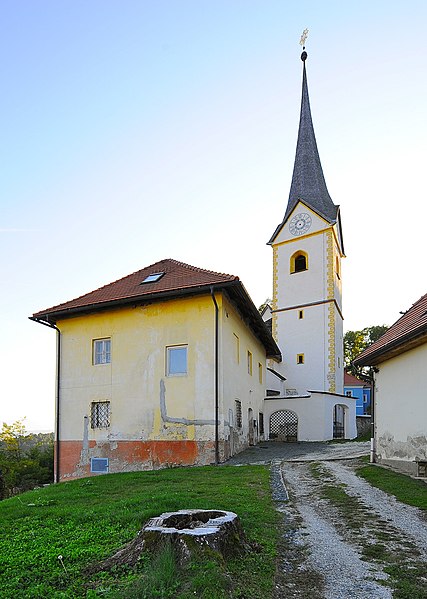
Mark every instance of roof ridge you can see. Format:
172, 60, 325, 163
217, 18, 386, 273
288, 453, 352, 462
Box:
175, 259, 239, 280
32, 258, 239, 318
33, 258, 171, 315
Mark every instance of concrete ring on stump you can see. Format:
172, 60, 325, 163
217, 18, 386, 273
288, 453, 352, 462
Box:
143, 509, 250, 564
94, 509, 251, 571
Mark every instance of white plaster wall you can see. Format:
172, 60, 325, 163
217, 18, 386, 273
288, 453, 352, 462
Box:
375, 344, 427, 463
272, 204, 330, 245
276, 303, 328, 392
263, 393, 356, 441
275, 233, 327, 309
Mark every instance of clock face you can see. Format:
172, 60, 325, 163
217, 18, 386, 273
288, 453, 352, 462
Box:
289, 212, 312, 236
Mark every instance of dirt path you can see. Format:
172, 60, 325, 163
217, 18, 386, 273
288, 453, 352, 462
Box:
273, 460, 427, 599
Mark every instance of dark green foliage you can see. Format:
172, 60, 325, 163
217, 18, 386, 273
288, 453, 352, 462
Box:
344, 325, 389, 377
0, 420, 53, 497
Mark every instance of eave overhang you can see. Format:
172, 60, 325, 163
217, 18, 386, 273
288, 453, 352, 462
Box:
30, 280, 282, 361
354, 328, 427, 367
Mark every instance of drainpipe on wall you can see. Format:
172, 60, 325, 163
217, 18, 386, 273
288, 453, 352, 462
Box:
210, 287, 220, 465
29, 318, 61, 483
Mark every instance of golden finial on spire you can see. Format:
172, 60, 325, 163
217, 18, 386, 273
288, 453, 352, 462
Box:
300, 28, 309, 61
299, 28, 309, 48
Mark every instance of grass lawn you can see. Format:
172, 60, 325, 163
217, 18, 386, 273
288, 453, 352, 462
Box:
357, 463, 427, 511
0, 465, 279, 598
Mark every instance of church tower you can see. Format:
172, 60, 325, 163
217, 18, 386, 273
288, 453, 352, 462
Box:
268, 49, 345, 396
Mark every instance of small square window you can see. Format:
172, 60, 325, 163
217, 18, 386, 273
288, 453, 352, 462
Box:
93, 338, 111, 365
167, 345, 188, 376
297, 354, 304, 365
91, 401, 110, 428
247, 351, 253, 375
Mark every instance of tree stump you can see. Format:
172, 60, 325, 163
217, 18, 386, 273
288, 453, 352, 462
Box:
95, 509, 251, 570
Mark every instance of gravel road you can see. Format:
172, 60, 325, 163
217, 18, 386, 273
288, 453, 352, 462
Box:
272, 458, 427, 598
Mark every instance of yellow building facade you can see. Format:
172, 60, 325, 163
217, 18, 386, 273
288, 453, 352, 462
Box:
32, 259, 280, 480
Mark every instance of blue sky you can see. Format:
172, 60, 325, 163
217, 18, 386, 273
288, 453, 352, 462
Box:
1, 1, 426, 431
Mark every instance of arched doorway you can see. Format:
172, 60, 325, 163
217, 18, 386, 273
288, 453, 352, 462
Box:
333, 404, 346, 439
269, 410, 298, 442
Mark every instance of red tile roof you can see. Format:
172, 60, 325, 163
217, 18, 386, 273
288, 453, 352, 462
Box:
31, 258, 282, 359
33, 259, 238, 318
354, 293, 427, 366
344, 371, 369, 387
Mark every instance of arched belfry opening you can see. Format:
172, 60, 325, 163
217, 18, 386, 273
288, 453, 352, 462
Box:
290, 250, 308, 273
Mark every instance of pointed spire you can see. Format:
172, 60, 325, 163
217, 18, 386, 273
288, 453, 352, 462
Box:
283, 51, 338, 223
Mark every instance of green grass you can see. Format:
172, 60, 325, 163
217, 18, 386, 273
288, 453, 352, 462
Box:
357, 464, 427, 511
0, 465, 279, 598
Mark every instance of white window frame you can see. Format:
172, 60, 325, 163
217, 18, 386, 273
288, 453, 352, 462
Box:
93, 338, 111, 365
166, 345, 188, 376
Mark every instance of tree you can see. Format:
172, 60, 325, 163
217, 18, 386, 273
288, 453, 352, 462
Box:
344, 325, 389, 378
0, 419, 53, 498
0, 419, 28, 460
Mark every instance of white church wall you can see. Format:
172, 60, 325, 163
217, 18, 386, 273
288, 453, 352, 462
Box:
272, 204, 330, 245
263, 393, 356, 442
275, 233, 327, 310
276, 303, 328, 393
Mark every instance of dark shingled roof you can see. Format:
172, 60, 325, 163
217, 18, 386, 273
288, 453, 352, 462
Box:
269, 56, 339, 244
354, 293, 427, 366
31, 258, 282, 359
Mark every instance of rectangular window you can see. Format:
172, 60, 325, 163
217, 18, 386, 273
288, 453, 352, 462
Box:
259, 412, 264, 435
247, 351, 253, 375
235, 400, 242, 428
297, 353, 304, 365
233, 333, 240, 363
299, 310, 304, 319
363, 394, 368, 403
167, 345, 188, 376
346, 391, 352, 397
90, 457, 109, 473
93, 338, 111, 365
258, 362, 263, 384
91, 401, 110, 428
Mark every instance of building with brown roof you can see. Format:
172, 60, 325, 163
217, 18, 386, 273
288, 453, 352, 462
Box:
31, 48, 359, 480
354, 293, 427, 476
31, 259, 280, 481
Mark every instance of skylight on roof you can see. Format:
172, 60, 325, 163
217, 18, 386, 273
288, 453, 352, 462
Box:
141, 272, 165, 284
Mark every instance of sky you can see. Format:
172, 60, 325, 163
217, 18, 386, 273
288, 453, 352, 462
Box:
1, 1, 426, 432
